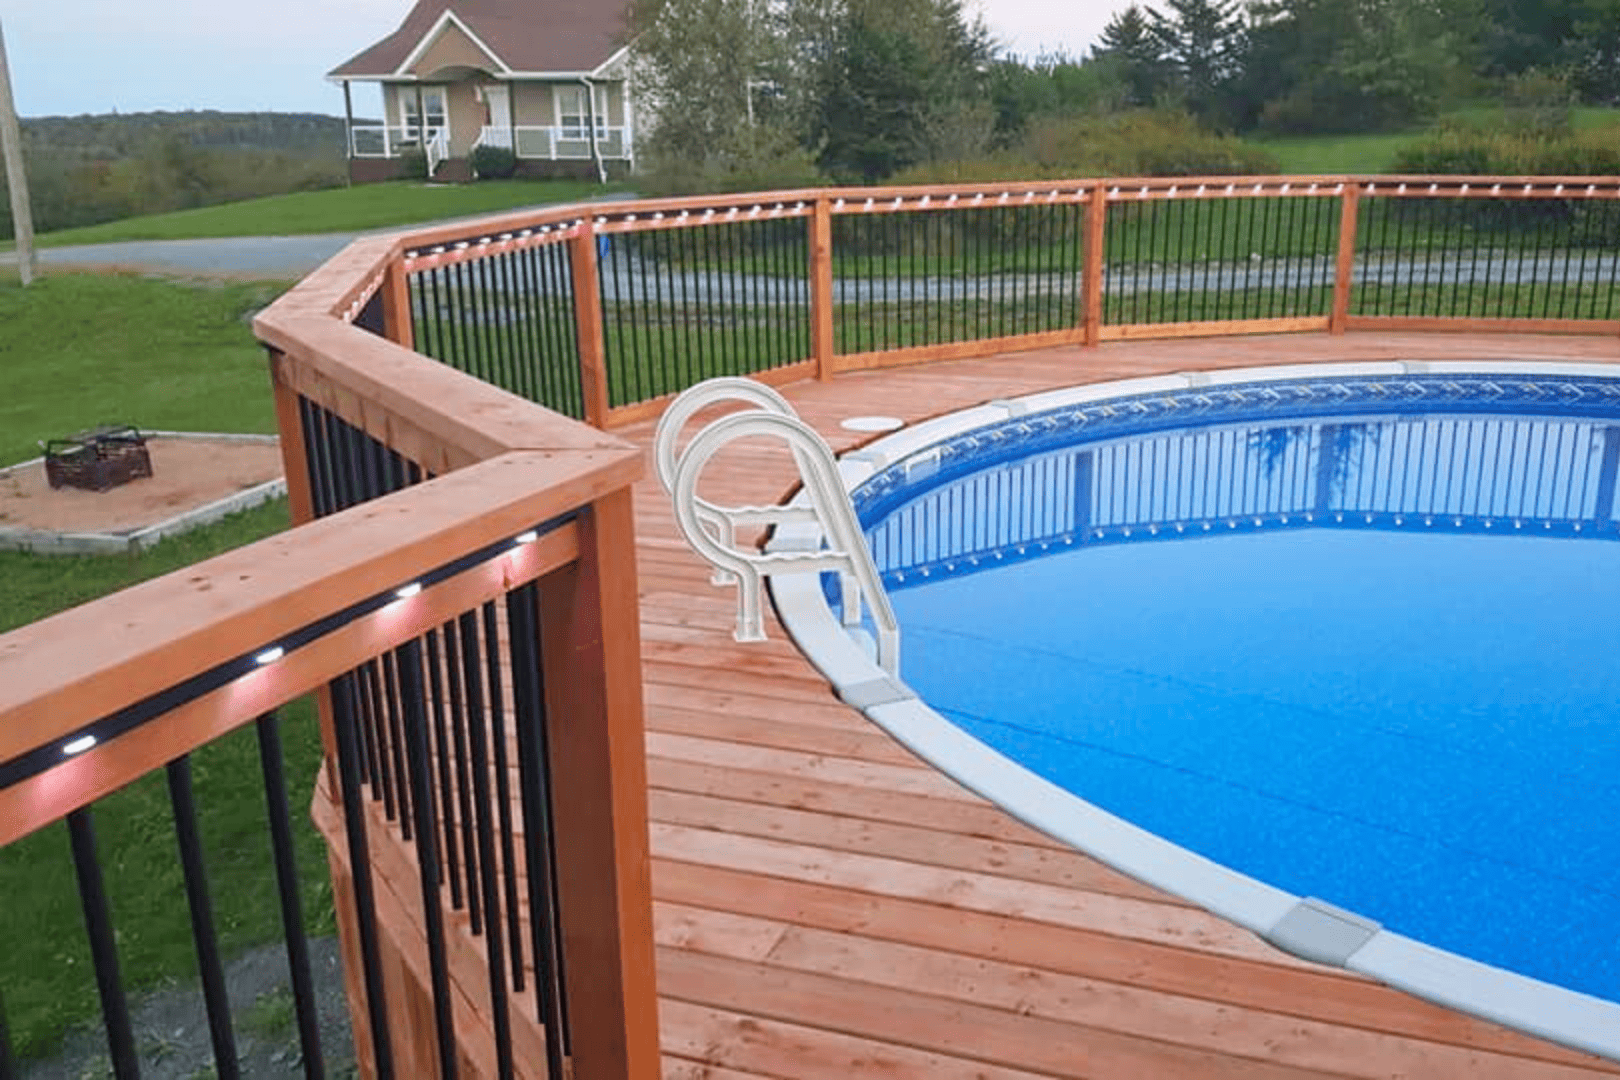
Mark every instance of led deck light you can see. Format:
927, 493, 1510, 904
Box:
254, 646, 285, 666
63, 735, 97, 756
395, 583, 423, 600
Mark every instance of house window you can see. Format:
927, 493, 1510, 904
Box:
556, 85, 608, 139
401, 87, 448, 138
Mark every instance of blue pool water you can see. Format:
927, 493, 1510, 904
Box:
851, 374, 1620, 1006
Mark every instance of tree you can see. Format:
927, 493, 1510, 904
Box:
1242, 0, 1480, 133
1145, 0, 1247, 124
627, 0, 793, 176
1094, 5, 1167, 107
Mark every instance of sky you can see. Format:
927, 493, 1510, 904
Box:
0, 0, 1140, 119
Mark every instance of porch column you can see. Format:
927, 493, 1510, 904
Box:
505, 79, 517, 155
341, 81, 354, 185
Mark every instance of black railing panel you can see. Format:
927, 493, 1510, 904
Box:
1103, 192, 1339, 326
833, 200, 1085, 353
597, 215, 812, 404
409, 237, 586, 420
1354, 195, 1620, 321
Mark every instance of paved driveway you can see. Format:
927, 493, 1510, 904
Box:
1, 233, 362, 279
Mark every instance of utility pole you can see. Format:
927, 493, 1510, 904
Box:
0, 17, 35, 286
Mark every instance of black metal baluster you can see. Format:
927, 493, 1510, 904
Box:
505, 586, 569, 1074
458, 610, 515, 1078
424, 630, 464, 912
480, 603, 526, 992
68, 808, 140, 1080
330, 676, 395, 1079
255, 712, 326, 1079
534, 243, 563, 408
393, 639, 459, 1079
167, 756, 241, 1080
372, 654, 408, 835
441, 620, 484, 931
353, 659, 384, 800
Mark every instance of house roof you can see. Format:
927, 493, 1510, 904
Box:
329, 0, 629, 79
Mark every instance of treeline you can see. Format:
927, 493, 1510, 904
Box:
630, 0, 1620, 192
1090, 0, 1620, 134
1, 111, 351, 239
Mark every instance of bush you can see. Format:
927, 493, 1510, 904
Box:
1019, 110, 1278, 178
471, 145, 518, 180
1392, 122, 1620, 175
637, 124, 825, 196
396, 149, 429, 181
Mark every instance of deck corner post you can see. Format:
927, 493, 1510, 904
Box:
539, 485, 661, 1080
810, 192, 836, 381
381, 258, 414, 351
1083, 180, 1107, 347
570, 215, 613, 426
1331, 182, 1361, 335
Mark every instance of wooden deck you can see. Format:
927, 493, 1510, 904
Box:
627, 332, 1620, 1079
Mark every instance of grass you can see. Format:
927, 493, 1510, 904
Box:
0, 270, 327, 1059
0, 501, 330, 1060
0, 273, 284, 466
1255, 106, 1620, 175
17, 179, 626, 249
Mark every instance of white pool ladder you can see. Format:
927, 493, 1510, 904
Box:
655, 377, 901, 676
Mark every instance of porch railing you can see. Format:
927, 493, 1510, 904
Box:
1, 174, 1616, 1080
350, 124, 448, 159
474, 125, 631, 162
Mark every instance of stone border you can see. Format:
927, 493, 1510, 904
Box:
766, 360, 1620, 1065
0, 432, 286, 556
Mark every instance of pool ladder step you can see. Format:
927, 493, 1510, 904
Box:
655, 377, 900, 677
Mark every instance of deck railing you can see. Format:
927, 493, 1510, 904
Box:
1, 174, 1616, 1080
392, 176, 1620, 431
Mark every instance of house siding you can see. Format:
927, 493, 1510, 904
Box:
409, 21, 503, 77
513, 83, 554, 126
447, 81, 485, 157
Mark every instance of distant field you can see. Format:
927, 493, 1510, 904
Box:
1256, 106, 1620, 175
18, 178, 627, 248
0, 273, 281, 465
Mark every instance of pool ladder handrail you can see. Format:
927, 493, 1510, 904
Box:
655, 378, 901, 677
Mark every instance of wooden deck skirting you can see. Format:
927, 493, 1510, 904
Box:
621, 332, 1620, 1079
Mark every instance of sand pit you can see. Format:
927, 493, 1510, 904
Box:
0, 434, 285, 553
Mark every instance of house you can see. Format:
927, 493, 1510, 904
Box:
329, 0, 634, 183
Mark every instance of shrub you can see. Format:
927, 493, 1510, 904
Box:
1018, 110, 1277, 178
1392, 122, 1620, 175
471, 145, 518, 180
637, 124, 825, 196
396, 149, 429, 181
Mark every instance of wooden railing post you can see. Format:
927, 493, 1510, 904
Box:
1083, 181, 1108, 347
381, 259, 415, 351
1331, 182, 1361, 335
810, 192, 836, 380
571, 215, 613, 425
539, 486, 660, 1080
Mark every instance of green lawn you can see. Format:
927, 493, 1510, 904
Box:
18, 178, 625, 248
0, 272, 329, 1059
0, 273, 284, 466
0, 501, 331, 1061
1255, 106, 1620, 175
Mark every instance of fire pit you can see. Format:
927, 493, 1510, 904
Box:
44, 426, 154, 492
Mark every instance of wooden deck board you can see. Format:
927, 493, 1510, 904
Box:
628, 334, 1620, 1078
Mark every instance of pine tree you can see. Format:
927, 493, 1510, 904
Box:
1094, 5, 1167, 106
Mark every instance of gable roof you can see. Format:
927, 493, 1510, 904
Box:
330, 0, 629, 79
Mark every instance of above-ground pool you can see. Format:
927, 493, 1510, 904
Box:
768, 361, 1620, 1063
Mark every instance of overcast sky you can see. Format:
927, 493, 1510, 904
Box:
0, 0, 1140, 118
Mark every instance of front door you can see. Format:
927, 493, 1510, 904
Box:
484, 84, 512, 148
